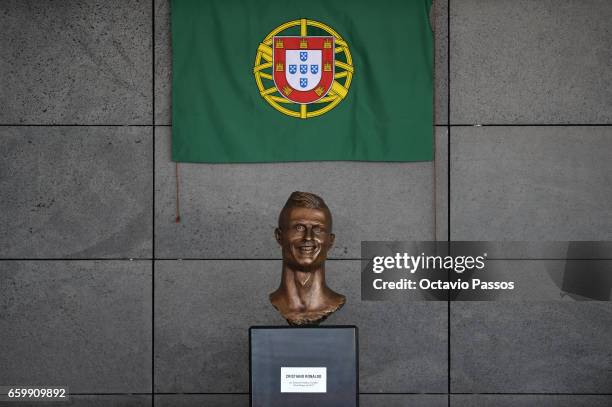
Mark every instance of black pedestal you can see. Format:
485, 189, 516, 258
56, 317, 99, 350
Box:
250, 326, 358, 407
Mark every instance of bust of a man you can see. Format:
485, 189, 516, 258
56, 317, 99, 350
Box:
270, 191, 346, 326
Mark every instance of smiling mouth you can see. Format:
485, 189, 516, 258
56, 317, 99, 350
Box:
297, 244, 318, 255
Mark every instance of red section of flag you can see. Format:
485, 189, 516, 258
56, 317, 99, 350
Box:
273, 36, 335, 104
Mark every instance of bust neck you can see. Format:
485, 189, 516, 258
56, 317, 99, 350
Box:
270, 262, 345, 326
278, 263, 327, 310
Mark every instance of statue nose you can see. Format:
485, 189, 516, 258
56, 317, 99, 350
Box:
304, 227, 314, 240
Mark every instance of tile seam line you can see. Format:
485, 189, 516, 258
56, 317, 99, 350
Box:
151, 0, 156, 405
53, 392, 612, 396
0, 124, 153, 127
3, 257, 608, 261
450, 123, 612, 127
447, 0, 452, 405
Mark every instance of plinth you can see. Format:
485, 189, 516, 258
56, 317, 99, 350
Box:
250, 326, 358, 407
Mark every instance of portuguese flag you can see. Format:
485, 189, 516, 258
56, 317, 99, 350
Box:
172, 0, 434, 163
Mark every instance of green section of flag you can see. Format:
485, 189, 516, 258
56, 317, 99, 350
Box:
172, 0, 433, 163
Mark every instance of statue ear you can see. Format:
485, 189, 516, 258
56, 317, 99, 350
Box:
274, 228, 282, 246
328, 233, 335, 248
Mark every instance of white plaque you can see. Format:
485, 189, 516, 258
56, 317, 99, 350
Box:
280, 367, 327, 393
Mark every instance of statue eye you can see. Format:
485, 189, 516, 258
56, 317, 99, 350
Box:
312, 226, 323, 234
295, 225, 305, 232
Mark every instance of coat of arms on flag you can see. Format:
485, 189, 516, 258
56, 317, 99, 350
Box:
253, 19, 354, 119
273, 37, 334, 104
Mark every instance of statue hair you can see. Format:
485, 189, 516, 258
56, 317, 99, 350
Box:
278, 191, 332, 228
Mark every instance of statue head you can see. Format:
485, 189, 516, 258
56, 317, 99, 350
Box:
275, 191, 335, 271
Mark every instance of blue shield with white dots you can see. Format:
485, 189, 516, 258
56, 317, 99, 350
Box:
310, 65, 319, 74
300, 78, 308, 88
300, 64, 308, 74
289, 64, 297, 74
300, 51, 308, 61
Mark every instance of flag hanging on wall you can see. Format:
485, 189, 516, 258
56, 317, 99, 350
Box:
172, 0, 433, 163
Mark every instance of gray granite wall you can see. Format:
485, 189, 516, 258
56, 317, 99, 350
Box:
1, 1, 610, 406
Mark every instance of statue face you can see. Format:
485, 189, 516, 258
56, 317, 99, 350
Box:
275, 206, 335, 270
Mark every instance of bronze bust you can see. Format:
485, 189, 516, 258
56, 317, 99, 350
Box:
270, 191, 346, 326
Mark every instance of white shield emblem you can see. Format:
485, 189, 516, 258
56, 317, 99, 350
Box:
285, 50, 322, 92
